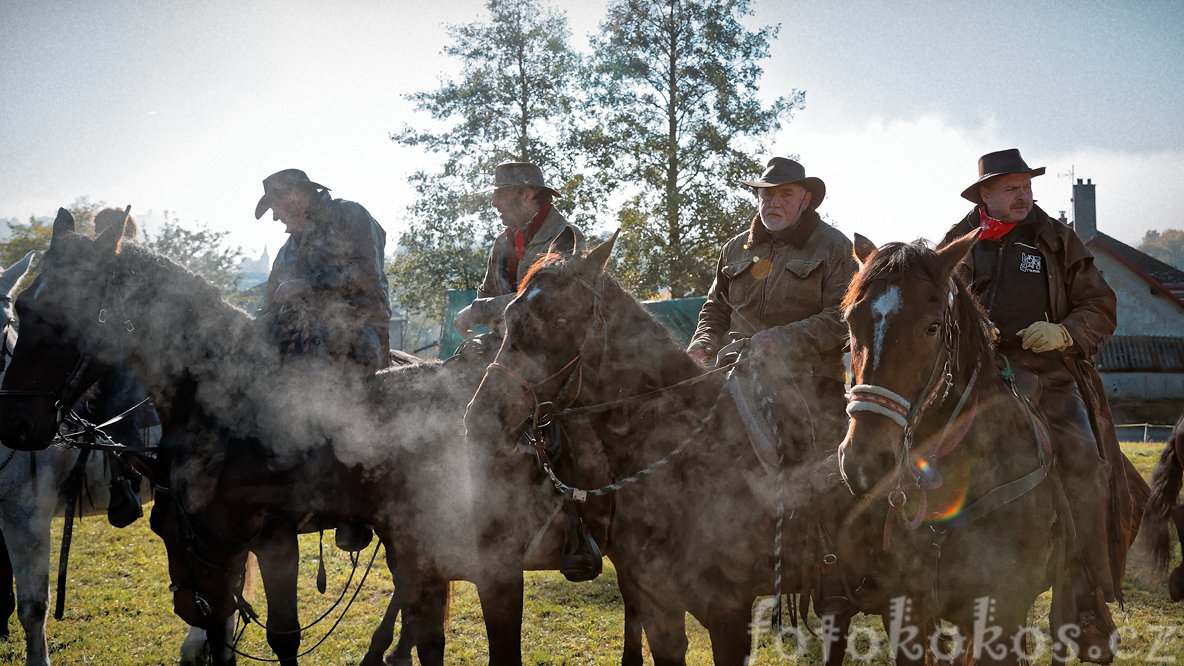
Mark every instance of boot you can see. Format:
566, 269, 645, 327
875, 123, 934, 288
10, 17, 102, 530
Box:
1075, 587, 1117, 664
107, 472, 143, 528
560, 504, 602, 582
334, 521, 374, 552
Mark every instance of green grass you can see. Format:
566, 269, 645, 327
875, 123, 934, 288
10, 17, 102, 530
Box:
4, 442, 1184, 664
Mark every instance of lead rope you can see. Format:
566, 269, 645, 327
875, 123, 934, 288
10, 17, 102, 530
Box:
749, 361, 790, 637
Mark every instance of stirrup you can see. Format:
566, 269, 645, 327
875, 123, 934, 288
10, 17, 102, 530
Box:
560, 516, 602, 582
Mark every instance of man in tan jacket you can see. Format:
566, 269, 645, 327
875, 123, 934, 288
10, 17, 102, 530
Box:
689, 157, 855, 385
453, 162, 586, 336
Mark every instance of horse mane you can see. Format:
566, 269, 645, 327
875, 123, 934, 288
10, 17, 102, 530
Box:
844, 240, 994, 369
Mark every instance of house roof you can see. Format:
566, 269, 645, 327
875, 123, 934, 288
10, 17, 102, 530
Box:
1098, 335, 1184, 372
1087, 232, 1184, 307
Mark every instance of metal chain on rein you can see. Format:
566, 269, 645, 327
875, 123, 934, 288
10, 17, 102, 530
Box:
538, 363, 737, 502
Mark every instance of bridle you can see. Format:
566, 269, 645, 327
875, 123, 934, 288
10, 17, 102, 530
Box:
845, 276, 981, 532
0, 269, 136, 436
482, 273, 607, 434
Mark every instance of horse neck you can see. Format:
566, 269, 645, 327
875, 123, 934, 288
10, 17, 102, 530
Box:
118, 253, 268, 404
579, 289, 727, 470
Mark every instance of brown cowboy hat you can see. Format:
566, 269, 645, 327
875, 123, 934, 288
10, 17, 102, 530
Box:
254, 168, 330, 219
741, 157, 825, 208
961, 149, 1045, 204
488, 162, 561, 198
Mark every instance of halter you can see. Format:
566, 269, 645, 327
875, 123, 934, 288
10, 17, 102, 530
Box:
846, 277, 962, 472
0, 269, 136, 435
481, 273, 607, 435
845, 277, 980, 537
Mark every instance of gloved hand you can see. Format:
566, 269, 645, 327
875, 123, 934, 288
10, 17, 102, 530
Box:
687, 343, 716, 367
1017, 321, 1073, 353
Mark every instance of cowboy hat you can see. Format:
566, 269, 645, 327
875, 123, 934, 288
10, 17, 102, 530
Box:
255, 169, 329, 219
961, 149, 1045, 203
489, 162, 561, 199
741, 157, 825, 208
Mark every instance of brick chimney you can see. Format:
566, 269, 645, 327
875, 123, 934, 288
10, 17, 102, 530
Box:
1072, 178, 1097, 241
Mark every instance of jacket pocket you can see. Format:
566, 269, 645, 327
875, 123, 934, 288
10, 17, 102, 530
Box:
784, 259, 822, 279
722, 259, 757, 279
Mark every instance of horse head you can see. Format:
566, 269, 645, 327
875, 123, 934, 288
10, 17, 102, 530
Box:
464, 228, 618, 448
0, 209, 131, 450
149, 482, 254, 629
837, 230, 989, 497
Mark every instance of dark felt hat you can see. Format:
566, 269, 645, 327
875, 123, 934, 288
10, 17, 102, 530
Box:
741, 157, 826, 208
490, 162, 561, 198
961, 149, 1045, 203
255, 169, 329, 219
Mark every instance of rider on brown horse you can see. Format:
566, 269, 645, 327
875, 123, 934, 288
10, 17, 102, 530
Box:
939, 149, 1149, 664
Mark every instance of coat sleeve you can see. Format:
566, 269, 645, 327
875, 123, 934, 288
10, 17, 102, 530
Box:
688, 247, 732, 353
1060, 234, 1117, 359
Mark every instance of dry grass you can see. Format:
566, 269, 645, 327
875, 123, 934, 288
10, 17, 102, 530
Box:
2, 442, 1182, 664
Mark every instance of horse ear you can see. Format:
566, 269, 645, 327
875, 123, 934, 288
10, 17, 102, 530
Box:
853, 233, 877, 265
935, 228, 980, 278
584, 228, 619, 275
0, 250, 34, 296
52, 208, 75, 240
548, 226, 577, 256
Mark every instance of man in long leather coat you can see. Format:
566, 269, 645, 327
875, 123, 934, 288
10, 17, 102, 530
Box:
453, 162, 586, 336
939, 148, 1148, 664
256, 169, 392, 373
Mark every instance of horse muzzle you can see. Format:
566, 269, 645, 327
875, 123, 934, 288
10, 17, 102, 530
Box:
0, 403, 58, 451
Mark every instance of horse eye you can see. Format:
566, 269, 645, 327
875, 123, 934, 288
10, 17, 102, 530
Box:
927, 322, 941, 335
553, 318, 570, 330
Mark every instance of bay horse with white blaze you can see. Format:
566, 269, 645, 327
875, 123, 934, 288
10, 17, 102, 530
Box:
1139, 410, 1184, 600
838, 232, 1132, 664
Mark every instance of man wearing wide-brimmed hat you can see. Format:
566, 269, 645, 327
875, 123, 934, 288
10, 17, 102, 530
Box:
256, 168, 391, 376
940, 148, 1145, 664
688, 156, 856, 369
453, 162, 585, 336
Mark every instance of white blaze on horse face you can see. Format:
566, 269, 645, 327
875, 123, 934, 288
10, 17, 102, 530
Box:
523, 285, 543, 302
869, 284, 902, 370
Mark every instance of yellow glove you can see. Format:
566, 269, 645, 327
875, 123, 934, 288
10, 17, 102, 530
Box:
1017, 321, 1073, 353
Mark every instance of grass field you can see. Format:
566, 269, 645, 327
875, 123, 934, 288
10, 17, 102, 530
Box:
2, 441, 1181, 664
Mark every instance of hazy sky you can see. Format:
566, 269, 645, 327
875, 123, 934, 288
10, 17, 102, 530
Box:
2, 0, 1182, 261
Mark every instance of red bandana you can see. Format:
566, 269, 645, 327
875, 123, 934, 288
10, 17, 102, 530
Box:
977, 206, 1016, 241
505, 202, 552, 285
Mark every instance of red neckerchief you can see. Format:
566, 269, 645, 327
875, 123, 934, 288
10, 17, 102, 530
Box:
505, 202, 552, 284
978, 206, 1016, 241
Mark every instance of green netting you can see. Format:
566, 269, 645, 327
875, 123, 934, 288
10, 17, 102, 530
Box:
441, 290, 704, 358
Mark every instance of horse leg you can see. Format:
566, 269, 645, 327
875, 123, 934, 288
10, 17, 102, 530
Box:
408, 578, 449, 666
7, 518, 51, 666
1169, 503, 1184, 601
475, 572, 524, 666
252, 531, 301, 666
703, 605, 754, 666
359, 588, 401, 666
614, 566, 644, 666
638, 605, 688, 666
204, 614, 238, 666
0, 528, 14, 640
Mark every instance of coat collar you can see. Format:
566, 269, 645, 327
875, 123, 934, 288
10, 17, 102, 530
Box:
746, 209, 821, 249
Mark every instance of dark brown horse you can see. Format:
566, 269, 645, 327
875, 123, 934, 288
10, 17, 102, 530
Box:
1139, 410, 1184, 600
838, 232, 1118, 664
0, 209, 637, 665
464, 230, 870, 665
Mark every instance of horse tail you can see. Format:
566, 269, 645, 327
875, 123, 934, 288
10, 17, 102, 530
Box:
1142, 434, 1184, 573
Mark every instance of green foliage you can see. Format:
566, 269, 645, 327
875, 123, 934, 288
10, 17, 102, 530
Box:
574, 0, 802, 297
390, 0, 586, 328
0, 197, 102, 291
142, 211, 244, 298
1139, 229, 1184, 271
